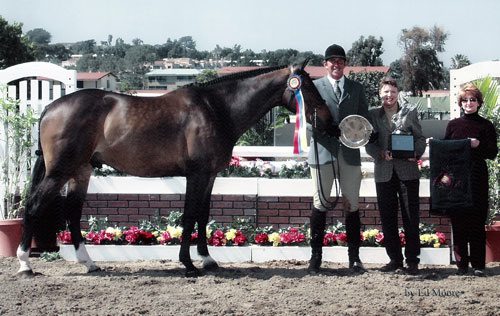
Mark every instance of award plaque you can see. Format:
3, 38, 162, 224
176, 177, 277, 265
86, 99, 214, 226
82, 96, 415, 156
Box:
390, 133, 414, 158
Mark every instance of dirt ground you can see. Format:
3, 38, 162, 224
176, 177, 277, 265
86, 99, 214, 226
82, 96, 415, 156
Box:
0, 256, 499, 316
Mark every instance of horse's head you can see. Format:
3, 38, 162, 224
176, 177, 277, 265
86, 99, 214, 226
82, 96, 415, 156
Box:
283, 60, 333, 135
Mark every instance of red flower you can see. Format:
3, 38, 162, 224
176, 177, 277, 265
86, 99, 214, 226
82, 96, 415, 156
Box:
280, 228, 305, 245
323, 232, 337, 246
233, 231, 247, 246
375, 233, 384, 245
57, 231, 72, 244
254, 233, 269, 244
399, 231, 406, 246
208, 229, 226, 246
336, 232, 348, 246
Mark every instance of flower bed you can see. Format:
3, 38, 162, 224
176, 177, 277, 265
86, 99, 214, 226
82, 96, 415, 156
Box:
58, 245, 450, 265
57, 214, 450, 265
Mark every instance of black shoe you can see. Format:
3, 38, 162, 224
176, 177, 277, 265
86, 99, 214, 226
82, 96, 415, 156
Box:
380, 261, 404, 272
473, 269, 485, 277
406, 263, 419, 275
349, 261, 366, 273
456, 268, 468, 275
307, 254, 322, 274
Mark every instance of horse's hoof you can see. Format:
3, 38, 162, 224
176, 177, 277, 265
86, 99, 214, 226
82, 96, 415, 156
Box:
203, 261, 219, 271
16, 270, 34, 278
185, 268, 201, 278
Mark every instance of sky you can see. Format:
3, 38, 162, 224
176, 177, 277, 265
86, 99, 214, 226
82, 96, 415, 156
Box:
2, 0, 500, 67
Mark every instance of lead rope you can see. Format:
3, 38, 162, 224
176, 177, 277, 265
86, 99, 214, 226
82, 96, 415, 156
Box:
312, 110, 340, 210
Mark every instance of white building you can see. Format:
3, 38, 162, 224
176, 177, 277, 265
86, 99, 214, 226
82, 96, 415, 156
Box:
76, 72, 119, 91
145, 69, 201, 91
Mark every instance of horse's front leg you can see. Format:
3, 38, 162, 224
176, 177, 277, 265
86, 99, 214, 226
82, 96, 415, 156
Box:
197, 176, 218, 271
67, 174, 100, 273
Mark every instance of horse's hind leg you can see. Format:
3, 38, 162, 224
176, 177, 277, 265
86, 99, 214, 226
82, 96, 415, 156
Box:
17, 175, 67, 275
66, 165, 100, 272
197, 176, 218, 271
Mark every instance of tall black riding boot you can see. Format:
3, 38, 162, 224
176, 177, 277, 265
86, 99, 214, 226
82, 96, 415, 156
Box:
308, 208, 326, 273
346, 210, 364, 272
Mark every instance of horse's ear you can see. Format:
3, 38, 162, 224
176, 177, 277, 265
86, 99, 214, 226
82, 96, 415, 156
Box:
300, 57, 311, 70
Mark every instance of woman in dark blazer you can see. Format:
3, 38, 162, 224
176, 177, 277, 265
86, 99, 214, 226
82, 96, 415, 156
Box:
365, 77, 426, 275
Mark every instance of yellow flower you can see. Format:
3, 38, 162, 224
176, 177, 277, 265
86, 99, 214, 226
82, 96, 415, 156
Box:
225, 229, 237, 241
363, 229, 379, 239
167, 225, 182, 239
268, 232, 281, 246
206, 227, 212, 237
434, 243, 440, 248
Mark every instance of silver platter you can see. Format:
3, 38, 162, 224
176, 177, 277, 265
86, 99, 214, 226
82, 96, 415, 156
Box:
339, 115, 373, 149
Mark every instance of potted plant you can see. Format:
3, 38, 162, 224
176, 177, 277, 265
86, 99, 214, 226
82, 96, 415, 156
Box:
476, 77, 500, 263
0, 86, 38, 256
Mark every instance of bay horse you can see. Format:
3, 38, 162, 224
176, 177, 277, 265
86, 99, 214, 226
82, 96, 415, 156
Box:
17, 61, 333, 277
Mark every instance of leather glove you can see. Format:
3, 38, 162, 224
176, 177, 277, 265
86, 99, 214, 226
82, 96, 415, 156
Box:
368, 131, 378, 143
325, 124, 341, 138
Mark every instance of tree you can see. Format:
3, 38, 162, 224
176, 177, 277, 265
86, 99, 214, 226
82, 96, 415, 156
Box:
70, 40, 97, 54
347, 71, 387, 108
25, 28, 51, 45
450, 54, 471, 69
398, 25, 448, 95
346, 36, 384, 66
196, 69, 218, 84
0, 16, 34, 69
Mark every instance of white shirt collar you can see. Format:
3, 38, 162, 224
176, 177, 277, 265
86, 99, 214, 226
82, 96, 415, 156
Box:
327, 75, 345, 90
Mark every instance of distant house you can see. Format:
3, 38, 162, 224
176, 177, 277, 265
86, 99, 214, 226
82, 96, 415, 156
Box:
144, 69, 202, 91
77, 72, 119, 91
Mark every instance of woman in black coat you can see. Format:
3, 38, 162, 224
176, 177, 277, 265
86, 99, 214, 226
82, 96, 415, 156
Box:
444, 83, 498, 276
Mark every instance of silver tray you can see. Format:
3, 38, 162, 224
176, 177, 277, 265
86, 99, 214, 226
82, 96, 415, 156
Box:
339, 115, 373, 149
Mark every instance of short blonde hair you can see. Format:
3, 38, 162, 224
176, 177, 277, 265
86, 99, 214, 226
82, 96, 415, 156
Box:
458, 83, 483, 107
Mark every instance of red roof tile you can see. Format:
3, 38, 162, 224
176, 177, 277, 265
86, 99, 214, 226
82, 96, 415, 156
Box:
77, 72, 115, 80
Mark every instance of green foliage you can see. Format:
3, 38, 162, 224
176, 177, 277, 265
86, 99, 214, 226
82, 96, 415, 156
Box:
87, 216, 110, 232
40, 251, 62, 262
398, 25, 448, 95
347, 71, 387, 108
474, 77, 500, 224
196, 69, 218, 83
0, 16, 35, 69
165, 211, 183, 227
450, 54, 471, 70
278, 164, 310, 179
346, 35, 384, 66
0, 88, 38, 219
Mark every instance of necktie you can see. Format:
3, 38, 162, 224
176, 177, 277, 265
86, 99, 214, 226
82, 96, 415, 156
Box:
334, 80, 341, 100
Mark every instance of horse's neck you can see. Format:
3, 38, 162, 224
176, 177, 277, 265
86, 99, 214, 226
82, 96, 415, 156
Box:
224, 72, 288, 139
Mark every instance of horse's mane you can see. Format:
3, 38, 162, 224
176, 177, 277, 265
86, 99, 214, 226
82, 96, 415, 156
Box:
190, 64, 288, 88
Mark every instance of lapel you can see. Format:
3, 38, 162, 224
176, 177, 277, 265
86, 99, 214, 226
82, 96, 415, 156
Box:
340, 77, 351, 104
318, 77, 337, 105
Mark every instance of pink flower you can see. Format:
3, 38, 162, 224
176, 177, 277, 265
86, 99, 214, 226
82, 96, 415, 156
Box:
436, 232, 447, 245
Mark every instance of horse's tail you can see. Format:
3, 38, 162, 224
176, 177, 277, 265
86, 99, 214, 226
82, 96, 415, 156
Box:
27, 152, 66, 251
